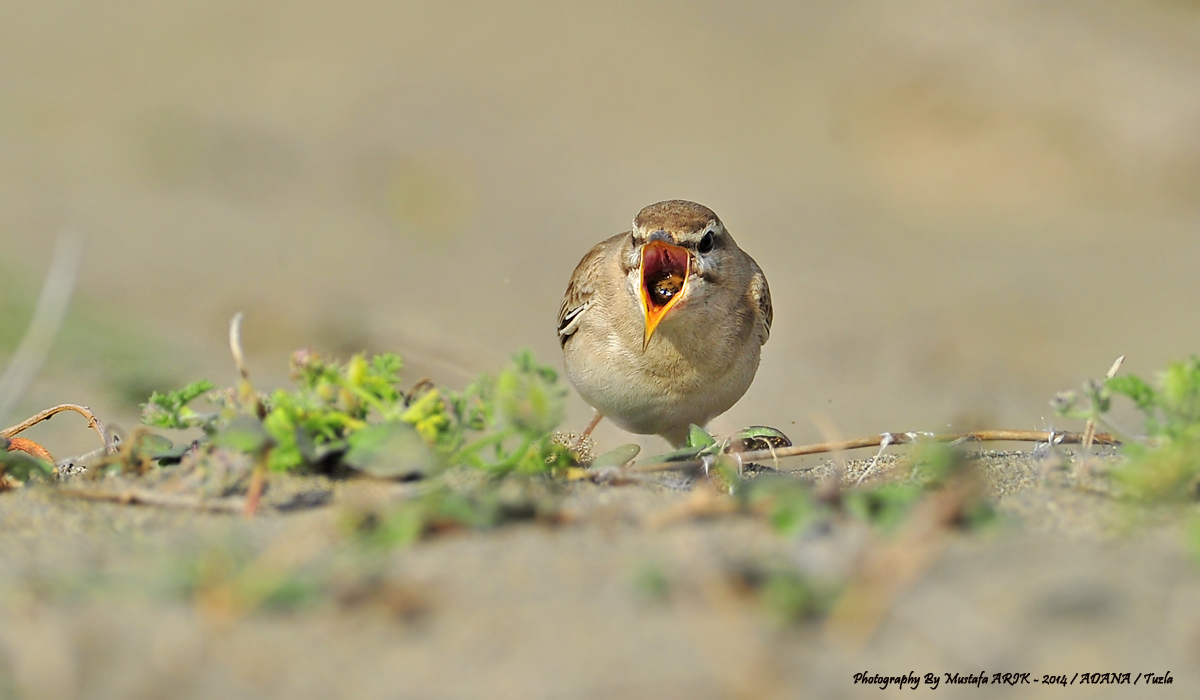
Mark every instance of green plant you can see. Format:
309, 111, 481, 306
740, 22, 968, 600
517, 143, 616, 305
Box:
725, 561, 835, 625
142, 380, 217, 431
1056, 356, 1200, 501
844, 441, 995, 532
741, 441, 992, 537
740, 475, 820, 535
0, 443, 55, 482
343, 474, 558, 548
141, 349, 572, 477
631, 561, 671, 602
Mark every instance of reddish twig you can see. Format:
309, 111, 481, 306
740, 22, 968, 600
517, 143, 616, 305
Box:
243, 460, 267, 518
4, 436, 55, 463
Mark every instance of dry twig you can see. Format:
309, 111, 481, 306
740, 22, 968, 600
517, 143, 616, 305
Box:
1, 403, 115, 454
624, 429, 1118, 477
1082, 354, 1125, 451
228, 311, 270, 519
229, 311, 249, 380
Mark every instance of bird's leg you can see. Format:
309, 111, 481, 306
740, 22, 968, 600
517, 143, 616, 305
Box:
558, 412, 605, 466
571, 411, 605, 457
581, 411, 604, 441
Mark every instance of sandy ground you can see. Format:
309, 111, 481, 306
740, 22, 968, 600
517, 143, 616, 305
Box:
3, 2, 1200, 697
1, 450, 1198, 699
3, 0, 1200, 458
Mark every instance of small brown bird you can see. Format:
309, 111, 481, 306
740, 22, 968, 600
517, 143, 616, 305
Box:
557, 200, 772, 447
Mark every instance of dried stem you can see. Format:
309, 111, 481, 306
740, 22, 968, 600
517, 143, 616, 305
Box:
243, 458, 268, 518
625, 429, 1119, 476
1, 403, 115, 454
229, 311, 249, 379
1083, 354, 1125, 451
4, 437, 54, 463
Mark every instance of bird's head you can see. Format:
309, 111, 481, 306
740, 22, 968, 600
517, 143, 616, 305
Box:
626, 200, 729, 351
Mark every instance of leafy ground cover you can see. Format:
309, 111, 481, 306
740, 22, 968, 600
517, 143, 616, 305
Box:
2, 347, 1200, 698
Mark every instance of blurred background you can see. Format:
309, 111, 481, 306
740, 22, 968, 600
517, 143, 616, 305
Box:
3, 0, 1199, 457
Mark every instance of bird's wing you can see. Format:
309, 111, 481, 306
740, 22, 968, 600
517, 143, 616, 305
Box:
748, 261, 772, 345
556, 239, 612, 346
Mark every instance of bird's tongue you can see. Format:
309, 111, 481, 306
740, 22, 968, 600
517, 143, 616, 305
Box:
639, 240, 690, 350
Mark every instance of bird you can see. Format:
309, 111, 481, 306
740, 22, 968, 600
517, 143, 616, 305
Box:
557, 200, 772, 447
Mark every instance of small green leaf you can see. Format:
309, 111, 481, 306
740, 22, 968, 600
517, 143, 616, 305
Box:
152, 441, 195, 463
843, 483, 924, 532
1106, 375, 1157, 415
645, 430, 723, 463
141, 380, 215, 429
0, 449, 55, 480
632, 561, 671, 602
591, 443, 641, 469
213, 415, 273, 454
743, 476, 818, 535
759, 570, 822, 623
686, 424, 716, 449
369, 353, 403, 385
344, 421, 436, 478
131, 432, 174, 457
292, 427, 347, 464
644, 444, 710, 463
492, 353, 566, 435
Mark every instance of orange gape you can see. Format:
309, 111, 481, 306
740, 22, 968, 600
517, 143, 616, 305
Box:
4, 437, 54, 464
639, 239, 690, 350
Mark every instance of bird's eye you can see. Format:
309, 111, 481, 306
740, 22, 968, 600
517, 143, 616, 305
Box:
697, 231, 715, 254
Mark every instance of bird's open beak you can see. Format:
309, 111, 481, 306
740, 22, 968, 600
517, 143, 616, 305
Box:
639, 239, 691, 351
